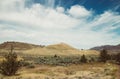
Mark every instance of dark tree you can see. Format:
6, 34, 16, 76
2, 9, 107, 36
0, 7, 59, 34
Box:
54, 54, 58, 58
0, 46, 22, 76
80, 55, 87, 63
99, 49, 109, 63
116, 53, 120, 63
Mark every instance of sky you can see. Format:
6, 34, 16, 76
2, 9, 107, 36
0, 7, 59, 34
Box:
0, 0, 120, 49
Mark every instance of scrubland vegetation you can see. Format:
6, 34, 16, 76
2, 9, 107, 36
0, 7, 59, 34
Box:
0, 43, 119, 79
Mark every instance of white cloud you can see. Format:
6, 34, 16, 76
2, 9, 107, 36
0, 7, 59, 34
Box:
0, 3, 79, 29
0, 0, 120, 49
56, 7, 65, 13
68, 5, 92, 18
0, 0, 26, 12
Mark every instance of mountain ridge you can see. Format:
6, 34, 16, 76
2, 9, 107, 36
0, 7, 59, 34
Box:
90, 44, 120, 54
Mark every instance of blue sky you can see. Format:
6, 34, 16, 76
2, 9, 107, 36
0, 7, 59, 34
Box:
0, 0, 120, 49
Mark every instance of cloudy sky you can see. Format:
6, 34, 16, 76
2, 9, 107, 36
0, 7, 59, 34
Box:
0, 0, 120, 49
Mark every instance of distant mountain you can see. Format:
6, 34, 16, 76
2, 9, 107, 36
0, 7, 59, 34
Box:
90, 44, 120, 54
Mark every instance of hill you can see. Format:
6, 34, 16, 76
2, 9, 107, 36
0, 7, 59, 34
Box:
90, 44, 120, 54
0, 41, 44, 50
46, 43, 76, 50
24, 43, 98, 56
0, 41, 99, 56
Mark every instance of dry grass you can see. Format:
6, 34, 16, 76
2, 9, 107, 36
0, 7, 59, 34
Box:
23, 47, 99, 56
0, 63, 118, 79
0, 47, 99, 56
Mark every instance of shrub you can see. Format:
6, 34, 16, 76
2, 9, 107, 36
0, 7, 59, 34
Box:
0, 46, 22, 76
99, 49, 109, 63
27, 63, 35, 68
115, 53, 120, 64
88, 57, 95, 63
80, 55, 87, 63
21, 61, 30, 66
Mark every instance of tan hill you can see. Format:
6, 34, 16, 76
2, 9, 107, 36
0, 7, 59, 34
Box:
0, 41, 99, 56
0, 41, 44, 50
24, 43, 99, 56
46, 43, 76, 50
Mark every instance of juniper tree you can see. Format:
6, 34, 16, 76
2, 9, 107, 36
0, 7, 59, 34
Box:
99, 49, 109, 63
80, 55, 87, 63
116, 53, 120, 64
0, 46, 22, 76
